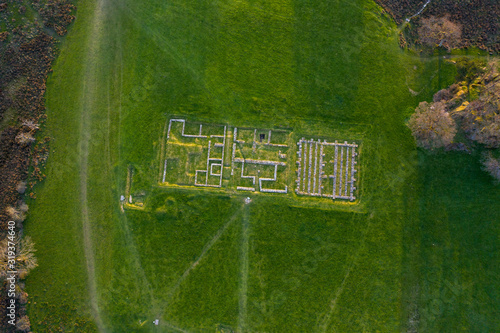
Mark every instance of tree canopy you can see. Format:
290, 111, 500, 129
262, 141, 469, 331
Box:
408, 101, 457, 150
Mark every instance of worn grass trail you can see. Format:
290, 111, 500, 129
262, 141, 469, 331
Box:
78, 0, 107, 330
25, 0, 121, 330
315, 211, 370, 333
238, 204, 250, 333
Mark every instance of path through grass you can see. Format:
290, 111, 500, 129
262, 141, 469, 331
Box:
77, 0, 107, 330
238, 204, 250, 333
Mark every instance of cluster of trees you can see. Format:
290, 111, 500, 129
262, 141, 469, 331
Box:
408, 59, 500, 182
375, 0, 500, 53
0, 1, 76, 331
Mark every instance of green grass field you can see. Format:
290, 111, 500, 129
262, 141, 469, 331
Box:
24, 0, 499, 332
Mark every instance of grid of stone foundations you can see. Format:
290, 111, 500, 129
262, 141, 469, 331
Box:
295, 138, 358, 201
162, 119, 359, 201
232, 127, 288, 193
165, 119, 226, 188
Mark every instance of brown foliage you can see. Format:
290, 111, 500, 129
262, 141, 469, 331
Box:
0, 236, 38, 279
38, 0, 76, 36
481, 153, 500, 182
460, 98, 500, 148
0, 1, 76, 330
0, 128, 30, 229
0, 29, 58, 235
433, 84, 458, 103
451, 69, 500, 148
15, 131, 35, 145
16, 315, 31, 332
408, 101, 457, 149
5, 205, 25, 223
16, 181, 27, 194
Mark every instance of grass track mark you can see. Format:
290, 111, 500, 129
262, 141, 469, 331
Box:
119, 2, 205, 87
316, 213, 372, 333
78, 0, 107, 330
163, 203, 245, 308
159, 320, 191, 333
238, 204, 250, 333
117, 212, 192, 332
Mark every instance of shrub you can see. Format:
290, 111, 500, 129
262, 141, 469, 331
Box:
481, 152, 500, 182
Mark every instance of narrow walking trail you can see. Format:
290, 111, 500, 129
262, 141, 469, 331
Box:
238, 204, 250, 333
78, 0, 107, 330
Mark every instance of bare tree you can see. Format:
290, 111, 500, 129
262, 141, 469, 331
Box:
460, 82, 500, 148
408, 101, 458, 149
418, 15, 462, 50
19, 202, 29, 213
481, 152, 500, 182
17, 236, 38, 278
433, 84, 459, 103
15, 132, 35, 145
5, 206, 25, 223
17, 181, 27, 194
0, 236, 38, 279
16, 315, 31, 332
21, 119, 40, 131
19, 290, 28, 305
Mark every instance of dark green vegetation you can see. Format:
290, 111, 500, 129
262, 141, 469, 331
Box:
24, 0, 499, 332
415, 152, 499, 332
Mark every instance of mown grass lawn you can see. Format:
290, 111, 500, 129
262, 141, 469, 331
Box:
24, 0, 498, 332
